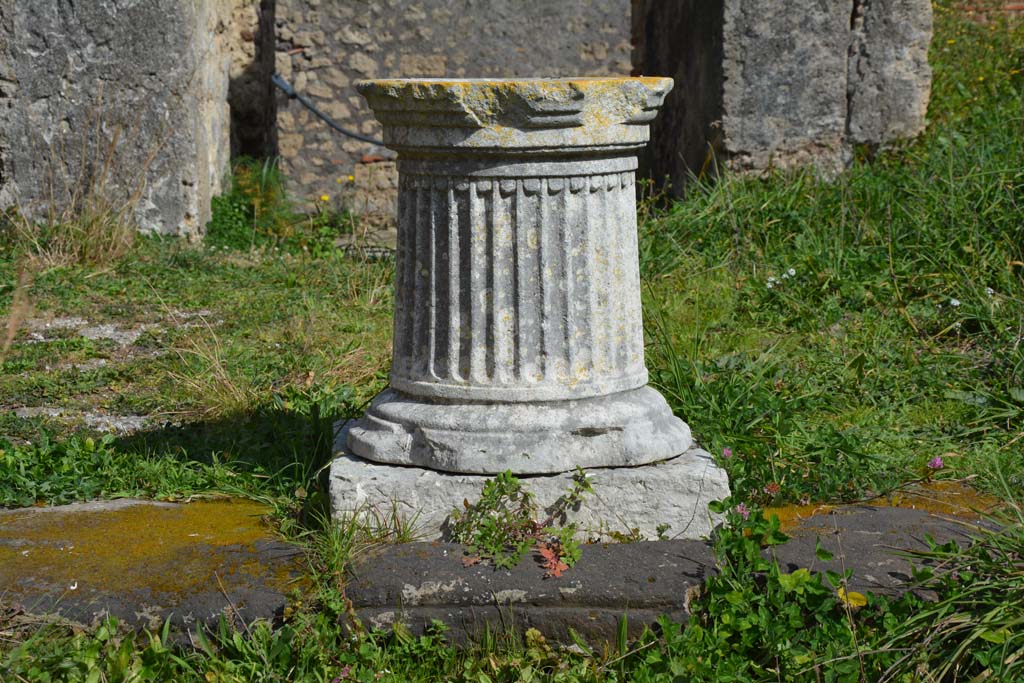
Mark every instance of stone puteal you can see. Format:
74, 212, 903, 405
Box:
331, 77, 729, 541
346, 77, 689, 475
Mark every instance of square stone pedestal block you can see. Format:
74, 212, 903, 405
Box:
330, 423, 730, 541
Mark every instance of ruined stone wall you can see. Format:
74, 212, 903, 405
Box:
0, 0, 935, 236
0, 0, 269, 237
638, 0, 933, 191
274, 0, 632, 231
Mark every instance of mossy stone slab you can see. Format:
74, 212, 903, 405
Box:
0, 499, 304, 631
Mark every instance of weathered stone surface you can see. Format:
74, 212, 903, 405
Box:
847, 0, 933, 144
776, 505, 975, 598
349, 388, 691, 474
343, 78, 704, 479
346, 539, 716, 644
331, 424, 729, 541
0, 0, 265, 236
720, 0, 851, 174
0, 499, 304, 631
274, 0, 632, 223
345, 506, 978, 644
358, 77, 672, 153
637, 0, 934, 186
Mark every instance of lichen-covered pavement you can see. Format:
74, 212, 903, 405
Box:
0, 494, 992, 642
0, 499, 305, 632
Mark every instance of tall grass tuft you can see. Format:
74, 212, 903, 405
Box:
877, 471, 1024, 680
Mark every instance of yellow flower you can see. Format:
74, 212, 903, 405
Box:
347, 175, 355, 182
319, 194, 330, 202
946, 38, 956, 45
838, 587, 867, 609
977, 76, 985, 82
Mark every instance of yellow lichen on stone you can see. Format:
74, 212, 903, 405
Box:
0, 499, 302, 599
357, 76, 672, 143
765, 481, 1002, 532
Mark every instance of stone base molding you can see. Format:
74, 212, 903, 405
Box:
347, 387, 691, 475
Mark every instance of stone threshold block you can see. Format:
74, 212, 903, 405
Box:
330, 424, 730, 542
347, 539, 717, 645
344, 506, 978, 646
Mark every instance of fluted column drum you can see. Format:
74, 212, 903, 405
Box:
347, 78, 692, 474
392, 158, 646, 402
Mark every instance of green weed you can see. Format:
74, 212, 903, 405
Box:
449, 469, 592, 574
205, 156, 356, 257
876, 471, 1024, 680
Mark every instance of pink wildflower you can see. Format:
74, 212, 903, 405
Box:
722, 447, 733, 459
735, 503, 750, 520
927, 456, 945, 470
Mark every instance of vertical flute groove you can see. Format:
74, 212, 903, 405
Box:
512, 181, 523, 381
562, 183, 574, 374
538, 178, 548, 380
446, 183, 460, 381
485, 182, 496, 381
403, 180, 420, 376
427, 181, 438, 380
578, 179, 593, 380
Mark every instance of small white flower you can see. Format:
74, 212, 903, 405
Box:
985, 287, 995, 297
766, 281, 774, 289
950, 298, 961, 307
69, 581, 78, 591
787, 268, 796, 277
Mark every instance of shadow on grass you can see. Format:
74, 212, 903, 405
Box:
111, 395, 365, 510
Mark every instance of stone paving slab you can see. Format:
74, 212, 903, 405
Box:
773, 504, 978, 598
347, 539, 716, 644
0, 499, 984, 646
346, 506, 978, 644
0, 499, 305, 632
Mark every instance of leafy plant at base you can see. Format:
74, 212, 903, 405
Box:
449, 469, 593, 573
618, 502, 914, 682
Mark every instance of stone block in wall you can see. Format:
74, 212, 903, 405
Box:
720, 0, 852, 175
0, 0, 249, 236
847, 0, 933, 145
638, 0, 933, 190
274, 0, 633, 230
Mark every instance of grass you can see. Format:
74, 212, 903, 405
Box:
641, 5, 1024, 507
1, 2, 1023, 681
